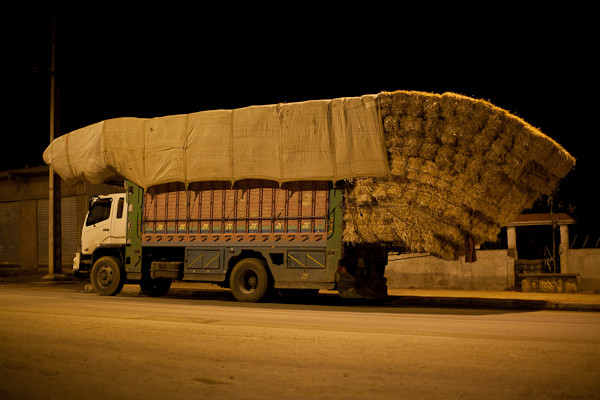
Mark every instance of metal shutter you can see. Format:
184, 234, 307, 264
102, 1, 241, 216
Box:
0, 202, 20, 265
61, 197, 77, 267
37, 196, 78, 267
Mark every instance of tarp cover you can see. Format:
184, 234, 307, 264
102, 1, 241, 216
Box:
43, 94, 389, 188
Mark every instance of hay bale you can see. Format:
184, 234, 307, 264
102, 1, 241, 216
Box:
342, 90, 575, 260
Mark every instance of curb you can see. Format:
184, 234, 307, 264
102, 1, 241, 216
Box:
79, 284, 600, 312
387, 295, 600, 312
543, 301, 600, 312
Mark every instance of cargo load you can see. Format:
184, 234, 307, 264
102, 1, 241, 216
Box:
44, 90, 574, 260
44, 90, 574, 301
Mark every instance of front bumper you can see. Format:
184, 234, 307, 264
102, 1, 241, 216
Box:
73, 252, 81, 271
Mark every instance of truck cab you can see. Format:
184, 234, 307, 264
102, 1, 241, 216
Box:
74, 193, 127, 274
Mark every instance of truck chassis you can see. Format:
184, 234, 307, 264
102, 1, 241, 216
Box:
77, 180, 388, 302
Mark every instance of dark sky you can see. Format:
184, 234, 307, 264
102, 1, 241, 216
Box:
4, 5, 597, 229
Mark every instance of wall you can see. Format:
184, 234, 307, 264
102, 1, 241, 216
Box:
566, 248, 600, 292
385, 248, 600, 293
385, 250, 515, 291
0, 167, 123, 270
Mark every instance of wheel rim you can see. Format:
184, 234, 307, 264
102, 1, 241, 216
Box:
97, 265, 114, 288
239, 269, 258, 294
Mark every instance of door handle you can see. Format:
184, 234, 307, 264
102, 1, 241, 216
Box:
103, 228, 110, 231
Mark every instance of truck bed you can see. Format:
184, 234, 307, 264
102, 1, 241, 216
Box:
142, 180, 331, 244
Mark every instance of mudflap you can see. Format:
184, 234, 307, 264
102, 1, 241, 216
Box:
336, 271, 388, 300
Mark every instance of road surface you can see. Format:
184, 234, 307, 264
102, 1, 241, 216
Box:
0, 283, 599, 399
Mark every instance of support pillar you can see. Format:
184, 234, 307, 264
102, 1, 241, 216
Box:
506, 226, 518, 289
559, 224, 570, 274
42, 8, 69, 282
507, 226, 518, 260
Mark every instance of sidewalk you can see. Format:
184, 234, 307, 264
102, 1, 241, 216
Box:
2, 268, 600, 311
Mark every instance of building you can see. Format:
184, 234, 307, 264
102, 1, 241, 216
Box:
0, 166, 121, 270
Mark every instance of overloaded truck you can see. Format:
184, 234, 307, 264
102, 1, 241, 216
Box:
75, 179, 388, 302
47, 91, 574, 302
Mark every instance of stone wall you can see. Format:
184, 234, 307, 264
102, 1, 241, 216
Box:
566, 248, 600, 292
384, 250, 515, 290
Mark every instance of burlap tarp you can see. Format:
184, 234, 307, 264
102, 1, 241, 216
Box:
43, 94, 389, 188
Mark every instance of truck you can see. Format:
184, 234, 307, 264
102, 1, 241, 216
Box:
75, 179, 388, 302
58, 91, 574, 302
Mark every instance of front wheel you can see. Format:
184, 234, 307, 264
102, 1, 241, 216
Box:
90, 256, 125, 296
229, 258, 271, 302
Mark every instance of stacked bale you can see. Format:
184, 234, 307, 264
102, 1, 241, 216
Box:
342, 90, 575, 260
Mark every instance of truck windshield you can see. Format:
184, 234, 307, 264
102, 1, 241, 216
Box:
86, 199, 112, 226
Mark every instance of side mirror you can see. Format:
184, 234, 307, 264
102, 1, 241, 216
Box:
88, 196, 99, 211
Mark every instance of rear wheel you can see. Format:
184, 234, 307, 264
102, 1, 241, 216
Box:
91, 256, 125, 296
229, 258, 271, 302
140, 278, 172, 297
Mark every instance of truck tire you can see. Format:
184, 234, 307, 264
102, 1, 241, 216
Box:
91, 256, 125, 296
140, 278, 172, 297
229, 258, 271, 302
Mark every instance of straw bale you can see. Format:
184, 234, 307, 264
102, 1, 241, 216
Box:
470, 119, 499, 154
378, 93, 393, 113
439, 94, 460, 121
502, 154, 525, 181
399, 115, 424, 134
383, 115, 399, 136
342, 90, 575, 260
452, 150, 470, 174
479, 165, 510, 190
511, 134, 531, 160
440, 126, 458, 146
423, 96, 442, 120
421, 143, 439, 161
389, 156, 408, 177
486, 139, 509, 165
545, 146, 574, 178
434, 146, 454, 172
465, 157, 485, 183
403, 132, 423, 157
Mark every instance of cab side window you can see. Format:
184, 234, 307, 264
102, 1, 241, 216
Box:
116, 197, 124, 219
86, 199, 112, 226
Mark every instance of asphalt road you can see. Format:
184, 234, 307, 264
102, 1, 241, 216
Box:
1, 284, 599, 400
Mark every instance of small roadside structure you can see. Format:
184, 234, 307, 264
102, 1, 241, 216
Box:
506, 213, 577, 292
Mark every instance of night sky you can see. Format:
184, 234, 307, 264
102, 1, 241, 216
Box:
4, 5, 597, 234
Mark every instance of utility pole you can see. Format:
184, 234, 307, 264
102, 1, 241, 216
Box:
43, 7, 66, 281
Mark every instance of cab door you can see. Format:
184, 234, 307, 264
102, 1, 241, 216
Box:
110, 196, 127, 243
81, 198, 113, 255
